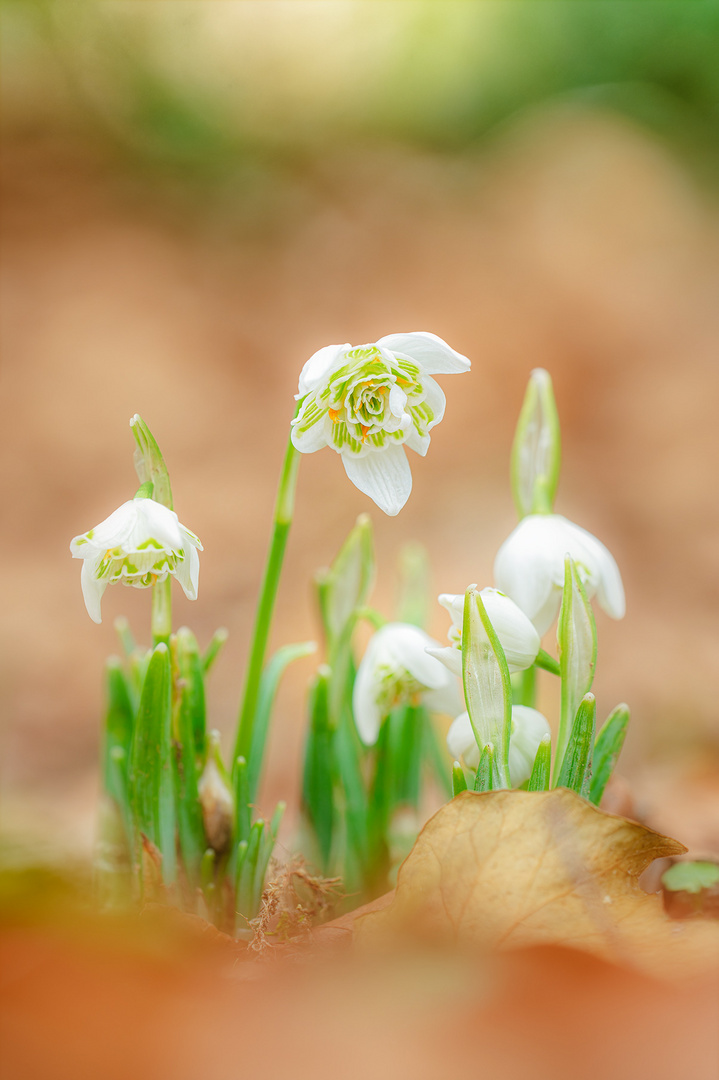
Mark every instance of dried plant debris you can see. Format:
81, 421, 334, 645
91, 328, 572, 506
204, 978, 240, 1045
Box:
247, 857, 345, 955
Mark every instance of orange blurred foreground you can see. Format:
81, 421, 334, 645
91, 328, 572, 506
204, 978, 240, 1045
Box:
1, 903, 718, 1080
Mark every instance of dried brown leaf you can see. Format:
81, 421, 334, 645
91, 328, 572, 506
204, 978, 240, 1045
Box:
356, 789, 719, 977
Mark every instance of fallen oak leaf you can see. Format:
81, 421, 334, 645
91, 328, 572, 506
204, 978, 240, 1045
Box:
355, 789, 719, 978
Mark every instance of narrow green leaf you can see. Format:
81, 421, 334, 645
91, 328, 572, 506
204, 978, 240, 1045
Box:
248, 639, 317, 802
236, 820, 264, 926
175, 627, 207, 759
202, 627, 229, 675
334, 703, 369, 882
396, 541, 431, 628
557, 692, 596, 796
129, 642, 176, 884
171, 632, 207, 884
535, 649, 561, 676
253, 803, 285, 915
424, 714, 454, 799
102, 658, 134, 806
302, 668, 335, 871
389, 704, 425, 809
269, 800, 286, 841
473, 743, 499, 793
234, 756, 252, 846
462, 587, 512, 789
511, 367, 561, 518
114, 617, 136, 659
556, 557, 597, 778
452, 761, 468, 796
589, 704, 630, 805
527, 734, 552, 791
318, 514, 375, 645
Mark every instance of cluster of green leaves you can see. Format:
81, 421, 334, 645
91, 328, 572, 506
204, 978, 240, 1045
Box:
302, 518, 449, 903
97, 618, 303, 935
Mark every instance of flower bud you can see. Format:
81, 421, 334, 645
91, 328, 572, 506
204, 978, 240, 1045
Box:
198, 731, 234, 854
511, 368, 561, 518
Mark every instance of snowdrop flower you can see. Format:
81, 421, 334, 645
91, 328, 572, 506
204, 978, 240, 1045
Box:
448, 706, 551, 787
70, 497, 202, 624
291, 332, 470, 516
353, 622, 462, 745
494, 514, 625, 636
426, 587, 540, 678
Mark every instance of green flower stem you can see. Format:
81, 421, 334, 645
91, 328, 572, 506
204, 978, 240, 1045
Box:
151, 577, 172, 646
233, 432, 301, 770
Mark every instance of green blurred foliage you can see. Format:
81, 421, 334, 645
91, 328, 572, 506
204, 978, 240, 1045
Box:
2, 0, 719, 186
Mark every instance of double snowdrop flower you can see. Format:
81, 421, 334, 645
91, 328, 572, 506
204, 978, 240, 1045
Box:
447, 706, 551, 787
291, 331, 470, 516
426, 587, 541, 678
70, 497, 202, 624
494, 514, 625, 636
353, 622, 462, 745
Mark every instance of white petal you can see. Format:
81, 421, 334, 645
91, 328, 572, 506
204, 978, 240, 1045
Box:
297, 343, 349, 396
387, 382, 408, 420
419, 375, 446, 430
438, 593, 465, 632
423, 678, 463, 718
447, 711, 479, 770
376, 332, 471, 375
576, 526, 626, 619
382, 623, 452, 691
80, 556, 107, 624
480, 587, 540, 672
404, 426, 431, 457
132, 499, 183, 551
494, 516, 560, 631
352, 651, 383, 746
425, 643, 462, 678
528, 589, 563, 638
174, 540, 200, 601
80, 500, 138, 551
342, 443, 412, 517
508, 705, 551, 786
290, 410, 331, 454
495, 515, 625, 634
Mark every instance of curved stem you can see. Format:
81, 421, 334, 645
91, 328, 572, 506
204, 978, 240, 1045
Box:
233, 432, 301, 771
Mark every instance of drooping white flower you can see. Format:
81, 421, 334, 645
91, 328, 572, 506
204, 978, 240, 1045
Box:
494, 514, 625, 636
447, 705, 551, 787
425, 587, 540, 678
353, 622, 462, 745
291, 332, 470, 516
70, 497, 202, 624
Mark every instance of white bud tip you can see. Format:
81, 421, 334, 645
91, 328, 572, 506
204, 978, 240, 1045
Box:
129, 414, 141, 427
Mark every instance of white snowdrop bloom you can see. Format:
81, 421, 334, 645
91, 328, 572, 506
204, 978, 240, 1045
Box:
447, 705, 551, 787
70, 497, 202, 624
291, 332, 470, 516
426, 587, 540, 678
494, 514, 625, 636
353, 622, 462, 746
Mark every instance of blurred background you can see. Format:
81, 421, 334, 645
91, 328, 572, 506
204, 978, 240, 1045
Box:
3, 0, 719, 858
